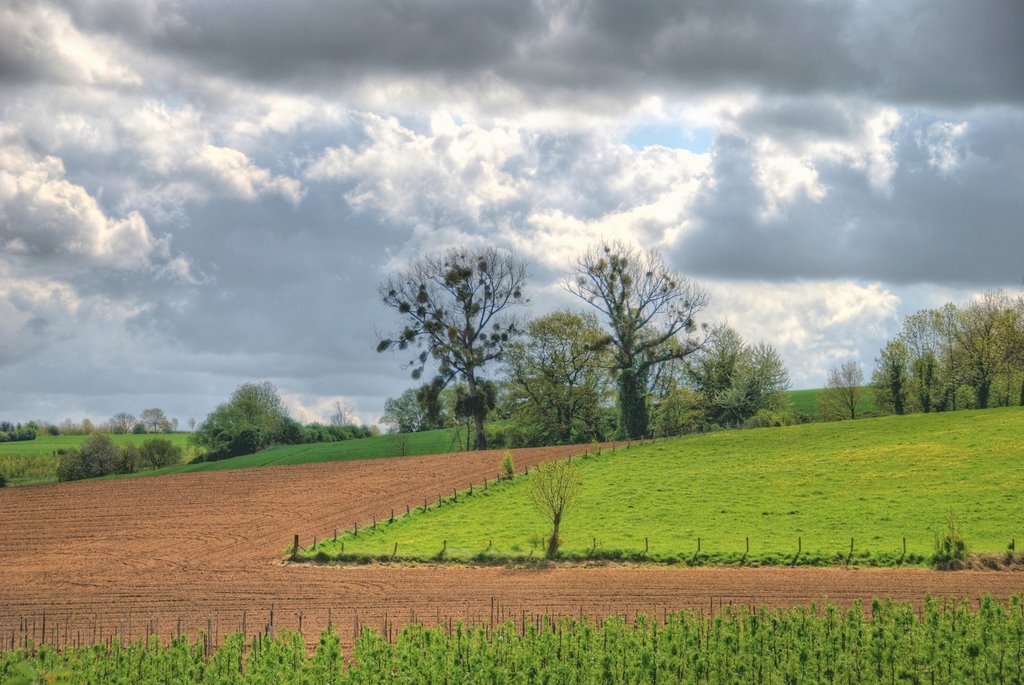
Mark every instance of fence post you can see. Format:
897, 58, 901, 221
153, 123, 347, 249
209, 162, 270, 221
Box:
291, 534, 299, 560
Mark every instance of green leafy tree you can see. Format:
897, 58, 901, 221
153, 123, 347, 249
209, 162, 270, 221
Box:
686, 327, 790, 427
528, 460, 583, 559
565, 241, 709, 438
193, 381, 291, 460
504, 310, 612, 445
380, 388, 431, 433
377, 247, 527, 451
872, 339, 911, 415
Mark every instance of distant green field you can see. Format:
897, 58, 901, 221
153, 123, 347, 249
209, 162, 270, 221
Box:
0, 433, 194, 486
0, 432, 191, 456
304, 407, 1024, 566
124, 426, 462, 479
785, 386, 877, 418
2, 425, 477, 486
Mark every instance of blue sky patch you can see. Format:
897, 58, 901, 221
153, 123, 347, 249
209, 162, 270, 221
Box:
625, 124, 714, 153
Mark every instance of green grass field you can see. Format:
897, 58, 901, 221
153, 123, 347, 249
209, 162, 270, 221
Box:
0, 433, 194, 486
0, 432, 191, 456
785, 386, 877, 418
115, 426, 462, 480
304, 407, 1024, 566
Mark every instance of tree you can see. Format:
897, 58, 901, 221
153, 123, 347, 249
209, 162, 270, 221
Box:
528, 460, 583, 559
193, 381, 291, 460
377, 247, 527, 450
188, 418, 196, 432
566, 241, 709, 438
330, 401, 358, 426
945, 292, 1008, 409
108, 412, 135, 435
140, 408, 168, 433
818, 361, 864, 420
380, 388, 431, 434
687, 328, 790, 427
872, 339, 911, 415
504, 311, 612, 445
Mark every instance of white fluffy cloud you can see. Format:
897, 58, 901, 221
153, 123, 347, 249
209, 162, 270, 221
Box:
0, 137, 157, 269
707, 279, 902, 387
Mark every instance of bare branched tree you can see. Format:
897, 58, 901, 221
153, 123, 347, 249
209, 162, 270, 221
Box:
565, 240, 709, 438
819, 361, 864, 420
377, 247, 527, 450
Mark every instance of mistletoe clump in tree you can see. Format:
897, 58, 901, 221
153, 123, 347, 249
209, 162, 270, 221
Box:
377, 247, 527, 450
566, 240, 710, 439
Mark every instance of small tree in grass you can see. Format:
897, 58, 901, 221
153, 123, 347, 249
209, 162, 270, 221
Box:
528, 461, 582, 559
934, 509, 967, 563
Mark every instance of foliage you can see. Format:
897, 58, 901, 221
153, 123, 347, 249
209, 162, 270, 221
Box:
193, 381, 292, 460
309, 408, 1024, 566
501, 449, 515, 479
504, 310, 612, 446
818, 360, 865, 420
0, 422, 37, 443
5, 598, 1024, 683
377, 247, 527, 450
139, 438, 183, 468
566, 241, 710, 439
380, 387, 432, 433
56, 434, 139, 481
528, 460, 583, 558
651, 387, 708, 436
876, 292, 1024, 414
872, 339, 911, 415
686, 326, 790, 428
934, 510, 968, 562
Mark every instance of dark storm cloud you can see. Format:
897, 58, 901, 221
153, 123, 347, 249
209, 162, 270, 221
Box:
678, 111, 1024, 286
65, 0, 544, 82
57, 0, 1024, 106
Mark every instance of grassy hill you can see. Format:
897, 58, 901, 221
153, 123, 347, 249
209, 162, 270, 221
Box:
142, 426, 460, 477
785, 386, 877, 419
304, 407, 1024, 566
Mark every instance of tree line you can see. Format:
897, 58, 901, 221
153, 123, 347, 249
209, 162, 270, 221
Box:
819, 291, 1024, 421
377, 241, 795, 449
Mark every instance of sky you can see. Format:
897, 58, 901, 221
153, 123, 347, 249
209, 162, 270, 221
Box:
1, 0, 1022, 427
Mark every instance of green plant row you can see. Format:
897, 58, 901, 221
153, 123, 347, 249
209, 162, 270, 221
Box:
4, 597, 1024, 684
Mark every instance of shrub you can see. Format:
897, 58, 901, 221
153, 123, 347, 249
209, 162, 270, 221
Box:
934, 510, 967, 562
56, 436, 139, 481
132, 422, 147, 434
140, 438, 183, 468
0, 473, 6, 487
56, 448, 84, 482
118, 443, 140, 474
501, 450, 515, 479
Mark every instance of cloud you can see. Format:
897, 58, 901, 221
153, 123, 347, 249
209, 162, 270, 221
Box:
0, 136, 158, 270
708, 279, 901, 387
0, 2, 140, 87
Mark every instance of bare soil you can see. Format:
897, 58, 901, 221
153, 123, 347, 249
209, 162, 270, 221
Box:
1, 444, 1021, 652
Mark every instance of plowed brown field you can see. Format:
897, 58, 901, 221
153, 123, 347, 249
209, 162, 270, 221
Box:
1, 444, 1021, 651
